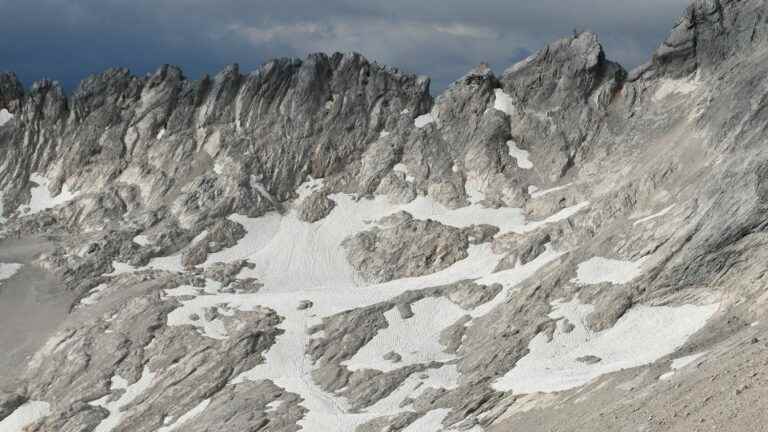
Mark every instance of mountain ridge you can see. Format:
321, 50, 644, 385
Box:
2, 0, 768, 431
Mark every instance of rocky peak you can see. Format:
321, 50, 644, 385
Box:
460, 63, 499, 88
642, 0, 768, 79
24, 79, 67, 123
500, 31, 624, 110
493, 31, 625, 183
0, 51, 434, 228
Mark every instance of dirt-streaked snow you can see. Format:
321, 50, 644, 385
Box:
0, 400, 50, 431
492, 300, 719, 394
572, 257, 647, 285
633, 205, 675, 226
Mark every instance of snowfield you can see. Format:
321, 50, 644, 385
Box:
76, 175, 714, 431
492, 300, 719, 394
572, 257, 647, 285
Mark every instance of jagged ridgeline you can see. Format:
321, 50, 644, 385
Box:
2, 0, 768, 431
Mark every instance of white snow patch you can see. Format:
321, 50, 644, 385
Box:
379, 131, 391, 138
79, 283, 108, 306
157, 398, 210, 432
213, 161, 225, 175
671, 352, 706, 369
402, 408, 451, 432
507, 140, 533, 169
633, 205, 675, 226
463, 171, 487, 204
530, 183, 572, 199
156, 128, 166, 139
133, 235, 152, 246
414, 113, 435, 128
0, 401, 50, 431
90, 367, 157, 432
492, 300, 719, 394
572, 257, 647, 285
265, 399, 284, 412
660, 352, 707, 380
654, 77, 700, 101
105, 261, 139, 276
20, 174, 79, 215
493, 89, 515, 116
0, 109, 13, 127
0, 262, 22, 282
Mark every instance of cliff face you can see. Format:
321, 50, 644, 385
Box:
3, 1, 768, 431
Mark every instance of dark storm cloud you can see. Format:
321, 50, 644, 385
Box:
0, 0, 691, 92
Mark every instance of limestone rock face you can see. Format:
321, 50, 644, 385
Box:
297, 191, 336, 223
181, 218, 247, 268
343, 212, 470, 283
6, 1, 768, 431
499, 31, 626, 183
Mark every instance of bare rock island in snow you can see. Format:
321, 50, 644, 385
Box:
4, 0, 768, 431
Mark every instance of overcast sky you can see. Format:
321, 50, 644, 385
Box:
0, 0, 691, 92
